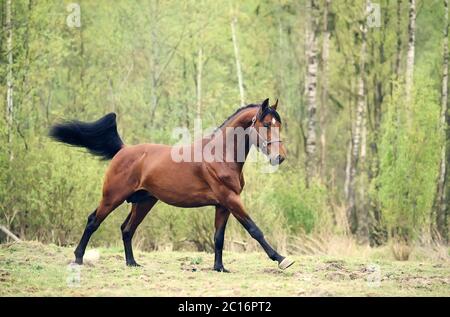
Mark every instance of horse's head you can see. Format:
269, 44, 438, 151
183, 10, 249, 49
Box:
250, 98, 287, 166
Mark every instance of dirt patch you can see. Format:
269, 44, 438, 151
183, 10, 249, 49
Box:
0, 270, 11, 282
325, 271, 350, 281
398, 275, 450, 290
315, 260, 348, 272
262, 268, 284, 275
316, 261, 380, 282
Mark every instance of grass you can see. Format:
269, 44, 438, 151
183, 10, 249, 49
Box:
0, 241, 449, 296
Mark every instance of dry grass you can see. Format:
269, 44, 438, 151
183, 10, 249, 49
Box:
391, 241, 413, 261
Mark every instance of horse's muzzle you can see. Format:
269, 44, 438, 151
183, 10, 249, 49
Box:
270, 155, 285, 166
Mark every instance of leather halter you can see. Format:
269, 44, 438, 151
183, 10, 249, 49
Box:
249, 116, 283, 150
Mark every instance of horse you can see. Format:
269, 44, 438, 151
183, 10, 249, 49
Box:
49, 98, 294, 272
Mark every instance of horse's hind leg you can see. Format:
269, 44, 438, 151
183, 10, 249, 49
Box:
74, 196, 126, 264
121, 197, 158, 266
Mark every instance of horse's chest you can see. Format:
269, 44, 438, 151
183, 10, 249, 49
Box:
239, 174, 245, 192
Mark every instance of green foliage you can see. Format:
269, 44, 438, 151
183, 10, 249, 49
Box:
377, 75, 441, 240
264, 171, 329, 234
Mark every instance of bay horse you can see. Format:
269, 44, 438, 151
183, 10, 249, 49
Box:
49, 98, 294, 271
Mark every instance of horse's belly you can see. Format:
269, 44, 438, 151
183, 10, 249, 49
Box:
150, 187, 218, 208
138, 148, 219, 207
141, 172, 218, 207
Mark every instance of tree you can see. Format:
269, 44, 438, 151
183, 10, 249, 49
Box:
319, 0, 331, 181
395, 0, 403, 83
305, 0, 319, 186
5, 0, 13, 161
347, 0, 369, 241
231, 11, 245, 107
433, 0, 449, 242
405, 0, 416, 110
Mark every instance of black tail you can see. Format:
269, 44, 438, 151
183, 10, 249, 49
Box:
49, 113, 124, 160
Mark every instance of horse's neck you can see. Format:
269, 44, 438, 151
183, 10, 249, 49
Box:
211, 108, 256, 166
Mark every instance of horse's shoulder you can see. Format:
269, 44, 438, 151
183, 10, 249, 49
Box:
205, 163, 243, 193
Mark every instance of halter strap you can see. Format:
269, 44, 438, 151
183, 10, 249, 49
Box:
250, 116, 283, 149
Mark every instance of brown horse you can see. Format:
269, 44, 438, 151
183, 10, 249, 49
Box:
50, 98, 294, 271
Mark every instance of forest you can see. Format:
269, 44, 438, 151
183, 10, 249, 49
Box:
0, 0, 448, 260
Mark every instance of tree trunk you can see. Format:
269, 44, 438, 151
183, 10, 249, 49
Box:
344, 138, 352, 201
320, 0, 331, 181
305, 0, 319, 186
405, 0, 416, 110
347, 1, 368, 238
395, 0, 402, 82
369, 3, 390, 246
344, 81, 355, 205
6, 0, 14, 161
433, 0, 449, 243
231, 14, 245, 107
196, 48, 203, 118
149, 0, 160, 124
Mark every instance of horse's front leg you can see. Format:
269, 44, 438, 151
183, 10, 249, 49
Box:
213, 205, 230, 272
223, 193, 295, 270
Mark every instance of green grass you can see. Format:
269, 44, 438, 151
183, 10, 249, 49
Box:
0, 241, 449, 296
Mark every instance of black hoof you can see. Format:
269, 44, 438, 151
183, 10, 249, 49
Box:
74, 258, 83, 265
126, 261, 142, 267
213, 267, 230, 273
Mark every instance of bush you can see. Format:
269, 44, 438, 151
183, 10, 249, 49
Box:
377, 77, 441, 242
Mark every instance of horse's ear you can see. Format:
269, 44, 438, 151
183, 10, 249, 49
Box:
261, 98, 269, 111
271, 99, 279, 110
257, 98, 269, 120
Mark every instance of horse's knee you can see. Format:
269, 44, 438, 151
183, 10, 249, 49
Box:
122, 228, 133, 242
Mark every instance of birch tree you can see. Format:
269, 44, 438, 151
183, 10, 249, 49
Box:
196, 48, 203, 117
405, 0, 416, 109
305, 0, 319, 185
395, 0, 402, 82
368, 2, 391, 246
433, 0, 449, 242
231, 13, 245, 107
320, 0, 331, 180
6, 0, 14, 161
347, 1, 369, 238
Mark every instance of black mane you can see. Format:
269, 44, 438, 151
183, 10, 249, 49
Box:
217, 104, 259, 129
216, 103, 281, 130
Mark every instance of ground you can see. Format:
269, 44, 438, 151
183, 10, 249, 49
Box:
0, 241, 449, 296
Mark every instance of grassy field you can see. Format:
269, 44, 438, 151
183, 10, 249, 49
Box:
0, 241, 449, 296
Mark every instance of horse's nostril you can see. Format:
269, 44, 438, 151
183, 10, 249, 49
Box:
278, 155, 285, 164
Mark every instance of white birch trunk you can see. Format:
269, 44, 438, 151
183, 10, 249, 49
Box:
231, 15, 245, 107
6, 0, 14, 161
347, 1, 369, 237
305, 0, 319, 185
395, 0, 402, 81
320, 0, 331, 180
196, 48, 203, 118
434, 0, 449, 241
405, 0, 416, 108
149, 0, 159, 124
344, 138, 352, 201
